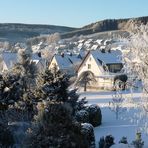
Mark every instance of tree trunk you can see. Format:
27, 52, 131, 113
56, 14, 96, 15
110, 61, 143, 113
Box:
84, 82, 87, 92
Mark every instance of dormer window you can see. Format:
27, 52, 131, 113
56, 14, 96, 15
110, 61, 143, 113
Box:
105, 63, 123, 73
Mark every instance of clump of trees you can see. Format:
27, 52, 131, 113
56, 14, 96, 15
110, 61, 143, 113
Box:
0, 44, 99, 147
24, 67, 97, 147
122, 24, 148, 132
25, 102, 90, 148
28, 32, 60, 46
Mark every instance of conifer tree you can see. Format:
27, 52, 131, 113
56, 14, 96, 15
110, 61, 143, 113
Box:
25, 102, 90, 148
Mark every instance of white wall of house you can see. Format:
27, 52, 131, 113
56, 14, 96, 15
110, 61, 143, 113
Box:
78, 53, 102, 77
77, 53, 115, 90
48, 57, 60, 70
49, 56, 78, 76
1, 61, 8, 73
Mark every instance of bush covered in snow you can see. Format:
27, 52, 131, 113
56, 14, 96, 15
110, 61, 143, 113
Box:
99, 133, 145, 148
81, 123, 95, 148
75, 104, 102, 127
86, 104, 102, 127
99, 136, 105, 148
98, 135, 115, 148
119, 136, 128, 144
75, 109, 89, 123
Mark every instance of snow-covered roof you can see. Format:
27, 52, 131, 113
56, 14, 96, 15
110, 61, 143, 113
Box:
78, 39, 85, 43
77, 50, 122, 73
91, 45, 99, 50
78, 43, 83, 48
1, 52, 18, 69
95, 39, 103, 45
104, 39, 112, 45
91, 50, 122, 65
84, 43, 92, 48
78, 50, 87, 59
31, 53, 42, 63
1, 52, 43, 69
100, 45, 106, 49
54, 54, 82, 69
84, 39, 93, 44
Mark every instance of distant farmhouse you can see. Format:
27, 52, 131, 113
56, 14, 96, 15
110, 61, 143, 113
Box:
49, 53, 82, 76
0, 52, 46, 73
77, 50, 125, 90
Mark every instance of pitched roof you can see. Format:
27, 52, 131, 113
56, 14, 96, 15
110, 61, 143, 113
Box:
90, 50, 122, 65
77, 50, 122, 72
1, 52, 43, 69
2, 52, 18, 69
54, 54, 82, 69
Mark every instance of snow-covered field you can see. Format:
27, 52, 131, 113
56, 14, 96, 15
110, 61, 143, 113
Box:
79, 89, 148, 148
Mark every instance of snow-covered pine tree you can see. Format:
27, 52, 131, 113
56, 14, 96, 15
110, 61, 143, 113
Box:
35, 69, 87, 113
24, 102, 91, 148
35, 69, 68, 102
23, 68, 93, 147
0, 43, 38, 123
13, 43, 37, 91
0, 73, 22, 107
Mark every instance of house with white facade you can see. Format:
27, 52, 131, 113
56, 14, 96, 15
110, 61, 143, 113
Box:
49, 53, 82, 76
77, 50, 125, 90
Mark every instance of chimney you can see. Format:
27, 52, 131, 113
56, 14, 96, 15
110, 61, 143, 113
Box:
101, 49, 105, 53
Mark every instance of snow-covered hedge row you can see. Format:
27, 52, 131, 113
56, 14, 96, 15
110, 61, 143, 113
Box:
75, 104, 102, 127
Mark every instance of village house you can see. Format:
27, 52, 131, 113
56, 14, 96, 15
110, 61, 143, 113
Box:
91, 44, 99, 50
0, 52, 46, 73
77, 49, 125, 90
48, 53, 82, 76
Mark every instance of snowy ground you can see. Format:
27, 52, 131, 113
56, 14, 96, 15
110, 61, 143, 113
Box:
79, 89, 148, 148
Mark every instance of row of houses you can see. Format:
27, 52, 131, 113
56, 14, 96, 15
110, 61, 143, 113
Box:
49, 49, 124, 90
0, 48, 125, 90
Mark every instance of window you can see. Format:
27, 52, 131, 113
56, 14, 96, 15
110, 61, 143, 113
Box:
88, 64, 91, 69
106, 64, 123, 73
89, 57, 91, 61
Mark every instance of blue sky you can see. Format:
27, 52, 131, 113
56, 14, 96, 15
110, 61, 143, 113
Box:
0, 0, 147, 27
